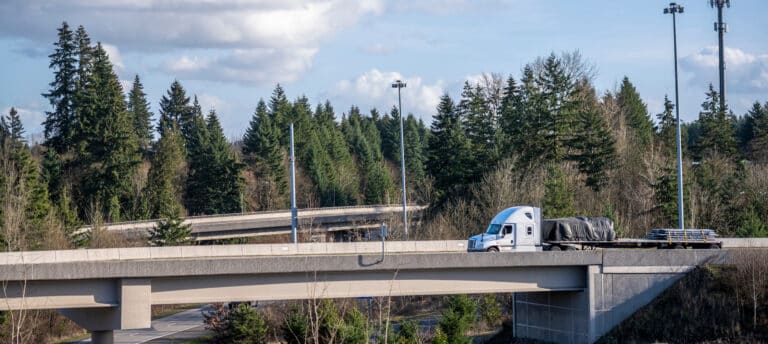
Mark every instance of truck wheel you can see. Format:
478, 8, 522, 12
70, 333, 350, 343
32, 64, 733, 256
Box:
548, 245, 561, 251
564, 246, 577, 251
487, 247, 499, 252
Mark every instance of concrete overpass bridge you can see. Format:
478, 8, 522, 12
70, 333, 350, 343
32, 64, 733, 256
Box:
76, 204, 428, 241
0, 240, 764, 343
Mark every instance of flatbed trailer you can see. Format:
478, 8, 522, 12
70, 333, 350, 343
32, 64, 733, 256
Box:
545, 238, 723, 251
467, 206, 723, 252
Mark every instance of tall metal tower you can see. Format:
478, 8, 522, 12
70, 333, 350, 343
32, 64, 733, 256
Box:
710, 0, 730, 111
664, 2, 686, 232
391, 80, 408, 240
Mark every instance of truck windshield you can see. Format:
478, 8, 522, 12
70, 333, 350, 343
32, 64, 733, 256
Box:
485, 224, 501, 235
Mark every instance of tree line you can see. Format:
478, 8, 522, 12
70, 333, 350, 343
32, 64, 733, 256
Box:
2, 22, 768, 251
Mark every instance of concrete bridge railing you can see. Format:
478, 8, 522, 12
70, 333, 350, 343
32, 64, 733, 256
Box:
0, 241, 762, 344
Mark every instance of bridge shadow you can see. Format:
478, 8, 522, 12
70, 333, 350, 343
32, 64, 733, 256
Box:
357, 254, 383, 267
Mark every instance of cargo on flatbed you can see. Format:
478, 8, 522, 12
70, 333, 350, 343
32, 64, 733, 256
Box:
467, 206, 722, 252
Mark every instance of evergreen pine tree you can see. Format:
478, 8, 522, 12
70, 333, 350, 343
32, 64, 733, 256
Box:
127, 75, 154, 153
206, 110, 245, 213
79, 44, 141, 221
342, 106, 391, 205
568, 81, 616, 191
269, 84, 291, 145
747, 102, 768, 162
536, 54, 577, 163
71, 25, 95, 156
157, 80, 192, 138
145, 126, 186, 219
184, 110, 212, 215
459, 82, 498, 181
516, 66, 550, 166
404, 114, 427, 184
617, 76, 654, 148
0, 108, 52, 248
436, 295, 477, 344
653, 165, 680, 226
426, 94, 472, 195
316, 103, 359, 206
148, 212, 192, 246
498, 75, 522, 155
243, 99, 287, 196
696, 84, 738, 158
381, 106, 401, 162
185, 109, 244, 215
656, 95, 677, 157
42, 21, 77, 155
543, 165, 575, 218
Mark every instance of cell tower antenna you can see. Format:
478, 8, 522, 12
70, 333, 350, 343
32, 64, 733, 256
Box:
710, 0, 730, 112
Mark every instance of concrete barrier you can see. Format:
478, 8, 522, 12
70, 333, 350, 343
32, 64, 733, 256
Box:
721, 238, 768, 248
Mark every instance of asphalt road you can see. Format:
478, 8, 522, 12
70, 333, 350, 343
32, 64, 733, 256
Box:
65, 306, 210, 344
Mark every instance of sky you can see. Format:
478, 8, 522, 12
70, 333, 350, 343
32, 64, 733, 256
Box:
0, 0, 767, 143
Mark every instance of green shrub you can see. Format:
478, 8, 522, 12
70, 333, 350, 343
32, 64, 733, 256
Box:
480, 294, 502, 328
282, 306, 309, 344
436, 295, 478, 344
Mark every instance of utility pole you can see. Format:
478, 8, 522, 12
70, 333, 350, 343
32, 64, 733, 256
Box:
711, 0, 730, 111
391, 80, 408, 240
290, 123, 297, 244
664, 2, 686, 232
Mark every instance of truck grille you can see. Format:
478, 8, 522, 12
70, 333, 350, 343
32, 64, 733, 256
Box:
468, 239, 476, 249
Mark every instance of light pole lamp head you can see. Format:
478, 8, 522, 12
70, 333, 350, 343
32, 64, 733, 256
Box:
391, 80, 407, 89
664, 3, 683, 14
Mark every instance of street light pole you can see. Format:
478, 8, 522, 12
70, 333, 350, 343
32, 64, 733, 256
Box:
391, 80, 408, 240
664, 3, 685, 232
290, 123, 297, 243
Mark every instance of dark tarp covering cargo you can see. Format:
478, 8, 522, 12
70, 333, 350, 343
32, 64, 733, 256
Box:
542, 217, 616, 242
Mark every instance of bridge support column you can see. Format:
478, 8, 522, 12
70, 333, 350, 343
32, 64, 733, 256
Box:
59, 278, 151, 341
514, 264, 692, 343
91, 330, 114, 344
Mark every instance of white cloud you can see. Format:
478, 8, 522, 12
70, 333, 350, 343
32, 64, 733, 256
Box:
390, 0, 470, 15
682, 46, 768, 92
101, 44, 124, 71
0, 0, 384, 85
161, 48, 318, 84
197, 94, 230, 114
333, 69, 444, 121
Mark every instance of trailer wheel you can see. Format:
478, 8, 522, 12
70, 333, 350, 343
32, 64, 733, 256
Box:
564, 246, 577, 251
673, 244, 684, 249
487, 247, 499, 252
708, 243, 721, 249
548, 245, 561, 251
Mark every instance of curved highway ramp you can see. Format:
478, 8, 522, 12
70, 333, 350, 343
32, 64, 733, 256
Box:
75, 204, 428, 241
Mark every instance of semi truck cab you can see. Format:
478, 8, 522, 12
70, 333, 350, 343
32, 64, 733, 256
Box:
467, 206, 542, 252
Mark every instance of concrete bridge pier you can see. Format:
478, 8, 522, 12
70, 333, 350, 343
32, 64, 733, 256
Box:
91, 331, 114, 344
514, 262, 699, 343
58, 278, 152, 344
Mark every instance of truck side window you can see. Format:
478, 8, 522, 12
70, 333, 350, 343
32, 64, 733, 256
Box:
503, 225, 513, 235
525, 212, 533, 219
526, 226, 533, 235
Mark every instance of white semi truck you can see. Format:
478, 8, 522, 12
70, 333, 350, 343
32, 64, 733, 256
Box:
467, 206, 722, 252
